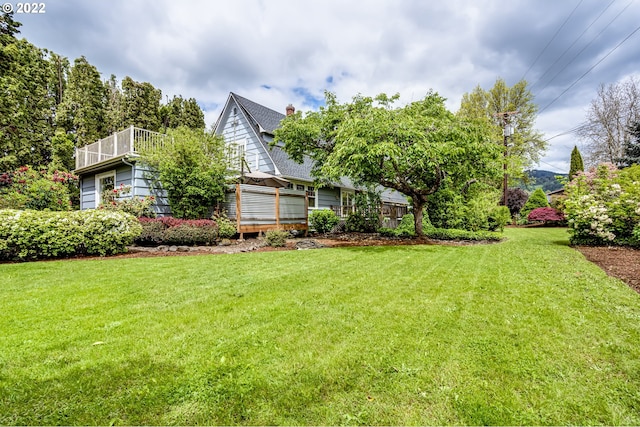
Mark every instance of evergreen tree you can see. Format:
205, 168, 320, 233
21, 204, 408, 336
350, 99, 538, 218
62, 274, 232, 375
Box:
57, 56, 107, 147
618, 121, 640, 168
160, 96, 205, 131
520, 188, 549, 220
121, 76, 162, 131
0, 35, 55, 169
104, 74, 125, 134
569, 145, 584, 179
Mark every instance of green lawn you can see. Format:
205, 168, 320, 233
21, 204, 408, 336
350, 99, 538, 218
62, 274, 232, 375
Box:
1, 228, 639, 425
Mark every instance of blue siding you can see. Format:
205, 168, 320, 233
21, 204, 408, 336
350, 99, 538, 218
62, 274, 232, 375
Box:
217, 98, 276, 174
80, 175, 96, 209
318, 187, 339, 210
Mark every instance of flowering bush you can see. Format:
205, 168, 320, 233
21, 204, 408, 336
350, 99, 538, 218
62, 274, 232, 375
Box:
527, 207, 566, 225
564, 163, 640, 246
0, 209, 141, 261
0, 166, 78, 211
98, 184, 156, 218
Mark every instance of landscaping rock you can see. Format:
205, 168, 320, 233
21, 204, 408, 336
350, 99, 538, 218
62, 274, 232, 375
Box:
168, 245, 178, 252
296, 239, 326, 250
219, 239, 232, 246
177, 246, 190, 252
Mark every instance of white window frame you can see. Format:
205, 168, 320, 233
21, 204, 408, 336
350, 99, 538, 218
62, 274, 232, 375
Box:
306, 185, 318, 209
95, 170, 116, 208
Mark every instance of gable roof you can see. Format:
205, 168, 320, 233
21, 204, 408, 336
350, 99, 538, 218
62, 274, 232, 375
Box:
231, 92, 285, 135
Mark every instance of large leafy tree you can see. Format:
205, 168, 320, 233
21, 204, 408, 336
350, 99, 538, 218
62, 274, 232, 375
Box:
57, 56, 106, 147
140, 127, 227, 219
274, 91, 502, 237
458, 78, 547, 180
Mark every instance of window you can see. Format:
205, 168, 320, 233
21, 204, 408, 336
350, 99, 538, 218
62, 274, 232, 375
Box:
95, 170, 115, 207
296, 184, 305, 191
341, 190, 355, 217
307, 185, 317, 209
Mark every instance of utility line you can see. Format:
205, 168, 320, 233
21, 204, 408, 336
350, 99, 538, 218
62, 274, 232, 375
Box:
539, 22, 640, 114
521, 0, 584, 81
530, 0, 616, 91
534, 0, 634, 98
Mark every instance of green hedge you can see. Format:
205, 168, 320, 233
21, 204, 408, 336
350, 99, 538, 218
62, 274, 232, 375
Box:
0, 209, 142, 261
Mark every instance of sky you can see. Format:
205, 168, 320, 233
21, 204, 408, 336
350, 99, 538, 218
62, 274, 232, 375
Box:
12, 0, 640, 173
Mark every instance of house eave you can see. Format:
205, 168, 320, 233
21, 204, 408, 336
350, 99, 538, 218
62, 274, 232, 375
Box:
74, 153, 139, 175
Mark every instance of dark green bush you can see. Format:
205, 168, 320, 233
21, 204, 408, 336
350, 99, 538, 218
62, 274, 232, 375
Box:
309, 209, 339, 233
520, 188, 549, 220
162, 224, 218, 246
487, 205, 511, 232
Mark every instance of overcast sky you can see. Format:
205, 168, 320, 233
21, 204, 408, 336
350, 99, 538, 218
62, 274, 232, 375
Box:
13, 0, 640, 173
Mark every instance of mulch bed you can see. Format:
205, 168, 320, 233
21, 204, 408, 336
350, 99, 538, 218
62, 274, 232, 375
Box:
574, 245, 640, 293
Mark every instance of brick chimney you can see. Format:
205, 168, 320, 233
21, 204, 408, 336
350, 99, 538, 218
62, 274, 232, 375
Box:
286, 104, 295, 116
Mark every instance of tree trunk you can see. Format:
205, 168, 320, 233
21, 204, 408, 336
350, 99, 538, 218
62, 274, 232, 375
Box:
413, 199, 426, 238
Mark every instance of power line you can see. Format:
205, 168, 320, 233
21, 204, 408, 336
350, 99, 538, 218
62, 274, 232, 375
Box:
543, 124, 588, 142
530, 0, 616, 91
534, 0, 634, 99
539, 22, 640, 114
521, 0, 584, 81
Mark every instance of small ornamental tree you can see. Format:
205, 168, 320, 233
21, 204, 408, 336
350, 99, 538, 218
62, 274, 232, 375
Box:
520, 188, 549, 220
527, 207, 565, 225
500, 187, 529, 219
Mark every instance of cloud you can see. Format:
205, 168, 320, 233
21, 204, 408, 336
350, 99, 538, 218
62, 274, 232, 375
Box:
15, 0, 640, 173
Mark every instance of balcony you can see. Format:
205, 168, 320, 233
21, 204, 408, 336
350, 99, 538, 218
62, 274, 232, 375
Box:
75, 126, 168, 171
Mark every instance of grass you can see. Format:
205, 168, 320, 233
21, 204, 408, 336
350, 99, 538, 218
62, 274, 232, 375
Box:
1, 228, 640, 425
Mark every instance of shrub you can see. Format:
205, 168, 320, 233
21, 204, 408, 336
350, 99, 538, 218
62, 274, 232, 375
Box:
565, 163, 640, 246
0, 166, 77, 211
0, 209, 141, 261
345, 211, 367, 232
214, 215, 237, 239
98, 184, 156, 218
424, 227, 502, 242
520, 188, 549, 220
487, 205, 511, 232
528, 207, 566, 225
265, 229, 289, 247
162, 224, 218, 246
501, 187, 529, 219
394, 213, 416, 237
134, 217, 225, 246
309, 209, 339, 233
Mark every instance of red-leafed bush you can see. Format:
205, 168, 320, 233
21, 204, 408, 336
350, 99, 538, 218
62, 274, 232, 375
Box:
527, 207, 565, 224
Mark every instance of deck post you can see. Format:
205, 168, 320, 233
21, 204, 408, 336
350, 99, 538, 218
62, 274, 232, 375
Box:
304, 192, 309, 237
275, 188, 280, 228
236, 183, 242, 239
130, 125, 135, 153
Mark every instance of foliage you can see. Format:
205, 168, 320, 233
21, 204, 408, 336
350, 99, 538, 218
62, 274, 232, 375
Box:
309, 209, 340, 233
141, 127, 227, 219
56, 56, 106, 147
520, 188, 549, 220
0, 208, 141, 260
49, 129, 76, 172
120, 76, 162, 132
619, 121, 640, 168
135, 216, 234, 246
457, 77, 547, 179
98, 183, 156, 218
213, 214, 237, 239
487, 205, 511, 232
264, 229, 289, 247
160, 95, 206, 131
501, 187, 529, 219
394, 213, 417, 237
565, 163, 640, 246
275, 91, 501, 237
578, 76, 640, 166
0, 166, 77, 210
515, 170, 567, 193
423, 227, 502, 242
345, 189, 382, 232
569, 146, 584, 180
527, 207, 566, 225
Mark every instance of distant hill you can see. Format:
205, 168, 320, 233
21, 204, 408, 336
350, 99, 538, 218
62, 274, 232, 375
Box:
515, 170, 567, 193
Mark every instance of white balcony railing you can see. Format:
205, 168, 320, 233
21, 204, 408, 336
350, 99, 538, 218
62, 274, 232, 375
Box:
75, 126, 167, 170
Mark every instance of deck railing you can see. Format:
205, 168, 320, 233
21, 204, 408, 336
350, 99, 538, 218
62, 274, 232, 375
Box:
225, 143, 260, 173
75, 126, 168, 170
